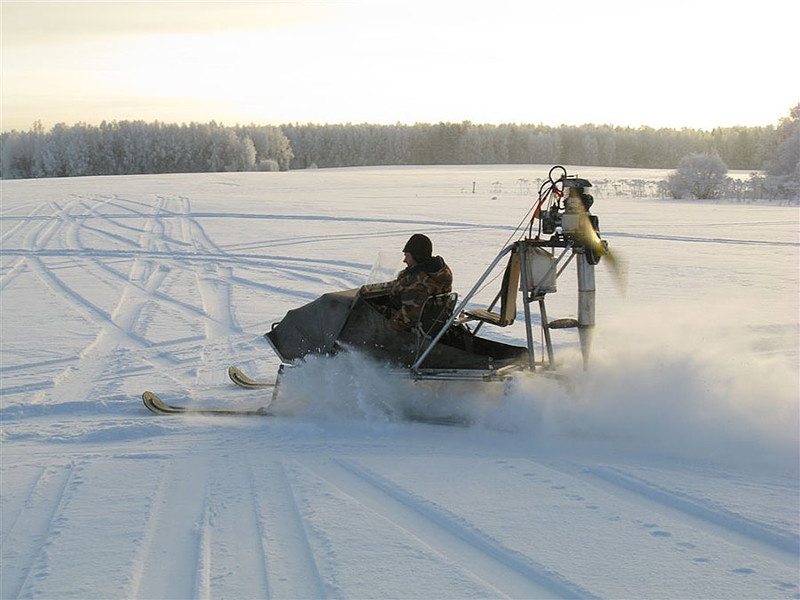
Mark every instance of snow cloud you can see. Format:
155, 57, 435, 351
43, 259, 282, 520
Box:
273, 299, 798, 477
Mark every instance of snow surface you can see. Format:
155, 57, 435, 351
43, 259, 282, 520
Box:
1, 164, 798, 599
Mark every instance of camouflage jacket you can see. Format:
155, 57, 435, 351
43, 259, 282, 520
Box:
388, 256, 453, 331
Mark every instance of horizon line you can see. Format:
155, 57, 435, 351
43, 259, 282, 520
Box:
1, 118, 777, 135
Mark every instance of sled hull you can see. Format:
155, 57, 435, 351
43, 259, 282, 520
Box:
265, 289, 358, 361
265, 289, 528, 371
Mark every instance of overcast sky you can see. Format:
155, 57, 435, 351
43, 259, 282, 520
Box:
2, 0, 798, 132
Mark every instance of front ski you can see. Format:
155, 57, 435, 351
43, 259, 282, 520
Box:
228, 366, 276, 389
142, 391, 272, 416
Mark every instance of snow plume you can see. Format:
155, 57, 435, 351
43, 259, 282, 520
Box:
270, 351, 552, 434
271, 352, 412, 422
270, 300, 798, 474
270, 351, 507, 425
518, 301, 800, 475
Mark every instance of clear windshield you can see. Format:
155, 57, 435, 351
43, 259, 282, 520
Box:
364, 251, 403, 285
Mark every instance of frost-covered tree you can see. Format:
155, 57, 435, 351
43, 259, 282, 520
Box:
263, 127, 293, 170
664, 154, 729, 199
0, 131, 33, 178
763, 103, 799, 198
238, 136, 257, 171
31, 121, 60, 177
63, 124, 92, 176
581, 134, 600, 166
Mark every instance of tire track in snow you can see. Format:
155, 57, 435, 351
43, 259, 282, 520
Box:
62, 196, 144, 249
542, 461, 799, 567
0, 465, 47, 540
176, 195, 241, 338
0, 464, 74, 599
60, 198, 229, 334
0, 202, 53, 289
248, 459, 327, 599
170, 195, 244, 386
0, 198, 45, 217
4, 200, 121, 399
299, 457, 598, 600
1, 209, 508, 233
25, 254, 120, 333
1, 202, 56, 246
19, 196, 200, 400
220, 224, 483, 253
77, 195, 176, 246
187, 458, 272, 599
0, 202, 61, 292
22, 251, 179, 402
22, 198, 138, 342
606, 230, 799, 248
107, 195, 172, 335
195, 492, 213, 600
127, 460, 169, 599
42, 195, 246, 341
130, 457, 209, 600
2, 246, 369, 274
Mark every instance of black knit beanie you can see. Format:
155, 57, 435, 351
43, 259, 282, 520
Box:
403, 234, 433, 262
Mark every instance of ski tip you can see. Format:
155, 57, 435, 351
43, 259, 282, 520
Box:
142, 390, 166, 407
142, 390, 175, 415
227, 365, 276, 389
142, 390, 156, 413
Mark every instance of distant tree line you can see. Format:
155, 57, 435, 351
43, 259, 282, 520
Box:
281, 122, 772, 171
1, 108, 796, 185
0, 121, 293, 179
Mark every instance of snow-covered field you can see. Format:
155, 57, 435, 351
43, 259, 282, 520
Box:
1, 164, 798, 599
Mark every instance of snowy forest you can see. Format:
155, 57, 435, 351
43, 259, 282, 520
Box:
1, 105, 798, 198
281, 122, 769, 170
0, 121, 294, 179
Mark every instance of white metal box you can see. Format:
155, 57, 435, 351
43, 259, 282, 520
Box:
522, 246, 557, 294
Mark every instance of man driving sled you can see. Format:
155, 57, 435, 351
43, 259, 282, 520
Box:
386, 234, 453, 331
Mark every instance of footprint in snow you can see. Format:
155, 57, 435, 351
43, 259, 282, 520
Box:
650, 530, 672, 538
773, 580, 797, 590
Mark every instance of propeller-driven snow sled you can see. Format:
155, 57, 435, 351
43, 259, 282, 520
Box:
264, 166, 619, 389
142, 166, 621, 417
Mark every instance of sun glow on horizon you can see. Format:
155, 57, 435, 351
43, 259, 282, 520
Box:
2, 0, 798, 132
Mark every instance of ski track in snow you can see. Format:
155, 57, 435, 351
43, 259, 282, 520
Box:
1, 463, 74, 599
2, 192, 362, 402
1, 169, 798, 599
303, 457, 597, 598
4, 447, 796, 599
248, 460, 327, 599
570, 463, 800, 560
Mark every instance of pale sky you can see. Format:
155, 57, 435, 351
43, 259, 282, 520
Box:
2, 0, 798, 132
